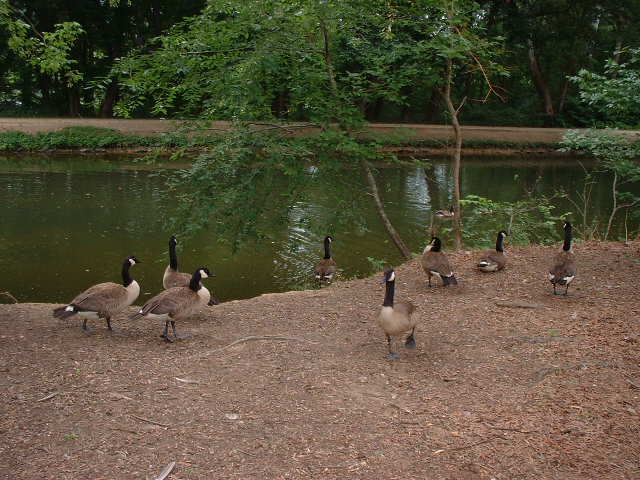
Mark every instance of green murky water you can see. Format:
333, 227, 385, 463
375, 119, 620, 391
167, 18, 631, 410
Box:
0, 153, 630, 304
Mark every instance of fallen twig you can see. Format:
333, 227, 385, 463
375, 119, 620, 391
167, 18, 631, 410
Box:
210, 335, 317, 354
486, 425, 537, 434
626, 378, 640, 390
0, 291, 18, 303
130, 414, 171, 428
175, 377, 200, 384
37, 392, 59, 402
237, 449, 257, 457
153, 461, 176, 480
438, 435, 507, 453
495, 300, 542, 309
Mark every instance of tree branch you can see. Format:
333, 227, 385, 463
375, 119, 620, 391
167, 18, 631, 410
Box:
361, 159, 412, 259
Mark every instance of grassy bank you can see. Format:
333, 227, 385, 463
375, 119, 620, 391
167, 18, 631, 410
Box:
0, 125, 562, 153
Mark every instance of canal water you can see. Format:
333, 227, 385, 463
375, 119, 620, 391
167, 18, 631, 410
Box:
0, 153, 629, 303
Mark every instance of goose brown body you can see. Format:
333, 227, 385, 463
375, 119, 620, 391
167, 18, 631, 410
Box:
163, 236, 191, 289
478, 231, 507, 272
52, 256, 140, 332
314, 235, 337, 281
421, 237, 457, 287
131, 267, 213, 341
549, 222, 577, 295
376, 269, 417, 359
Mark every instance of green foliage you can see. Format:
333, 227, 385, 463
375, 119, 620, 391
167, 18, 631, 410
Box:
162, 124, 390, 249
366, 256, 388, 273
460, 193, 567, 247
0, 126, 156, 150
561, 129, 640, 238
0, 1, 85, 86
571, 48, 640, 128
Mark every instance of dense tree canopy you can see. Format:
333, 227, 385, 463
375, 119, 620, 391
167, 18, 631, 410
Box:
1, 0, 639, 126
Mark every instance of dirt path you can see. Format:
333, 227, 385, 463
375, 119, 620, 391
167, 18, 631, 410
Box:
1, 241, 639, 479
1, 117, 628, 143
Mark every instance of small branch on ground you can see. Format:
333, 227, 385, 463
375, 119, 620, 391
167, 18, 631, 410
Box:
485, 423, 537, 434
495, 300, 543, 309
436, 434, 507, 453
130, 414, 172, 428
626, 378, 640, 389
210, 335, 317, 355
0, 291, 18, 303
153, 461, 176, 480
37, 392, 59, 402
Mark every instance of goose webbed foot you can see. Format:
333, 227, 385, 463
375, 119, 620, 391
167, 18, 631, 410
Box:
81, 319, 94, 335
387, 352, 400, 360
106, 318, 122, 334
208, 296, 220, 306
160, 321, 173, 342
170, 321, 191, 341
405, 334, 416, 349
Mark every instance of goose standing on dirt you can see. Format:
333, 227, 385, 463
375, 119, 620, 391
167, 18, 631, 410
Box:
131, 267, 213, 342
163, 236, 219, 305
377, 269, 417, 359
477, 231, 508, 272
53, 256, 141, 334
421, 237, 458, 287
314, 235, 337, 281
549, 221, 577, 295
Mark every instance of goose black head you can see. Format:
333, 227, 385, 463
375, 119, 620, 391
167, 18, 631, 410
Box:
198, 267, 215, 279
126, 255, 141, 266
170, 235, 178, 246
381, 268, 396, 284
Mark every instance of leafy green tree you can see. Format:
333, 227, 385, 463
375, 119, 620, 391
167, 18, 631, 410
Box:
0, 0, 205, 116
562, 49, 640, 240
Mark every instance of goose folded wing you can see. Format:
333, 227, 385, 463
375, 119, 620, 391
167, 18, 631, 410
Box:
140, 290, 188, 316
70, 282, 125, 312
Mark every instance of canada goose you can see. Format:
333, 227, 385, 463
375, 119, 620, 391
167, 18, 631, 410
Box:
435, 206, 454, 218
376, 269, 417, 359
163, 236, 219, 305
549, 221, 577, 295
52, 256, 141, 334
314, 235, 337, 281
131, 267, 213, 342
421, 237, 458, 287
163, 235, 191, 289
477, 230, 508, 272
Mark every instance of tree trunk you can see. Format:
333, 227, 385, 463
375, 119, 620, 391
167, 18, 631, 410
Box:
439, 58, 463, 249
68, 88, 81, 117
99, 81, 119, 118
527, 39, 555, 126
423, 164, 442, 237
361, 160, 412, 260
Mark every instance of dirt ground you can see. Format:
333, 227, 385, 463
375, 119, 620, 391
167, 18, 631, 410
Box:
1, 240, 639, 479
0, 117, 604, 143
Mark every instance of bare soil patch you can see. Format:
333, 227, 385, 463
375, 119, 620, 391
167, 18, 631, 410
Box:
0, 118, 598, 143
1, 241, 639, 479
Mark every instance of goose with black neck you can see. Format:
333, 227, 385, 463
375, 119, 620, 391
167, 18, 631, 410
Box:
549, 221, 577, 295
376, 268, 417, 359
131, 267, 214, 342
53, 255, 141, 334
